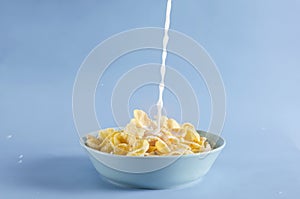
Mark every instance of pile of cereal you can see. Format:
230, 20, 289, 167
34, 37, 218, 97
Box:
86, 109, 211, 156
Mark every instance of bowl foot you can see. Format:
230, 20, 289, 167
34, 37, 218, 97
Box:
101, 176, 204, 190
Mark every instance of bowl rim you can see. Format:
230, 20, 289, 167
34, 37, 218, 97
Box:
80, 129, 226, 159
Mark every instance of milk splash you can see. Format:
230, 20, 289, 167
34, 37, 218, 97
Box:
155, 0, 172, 133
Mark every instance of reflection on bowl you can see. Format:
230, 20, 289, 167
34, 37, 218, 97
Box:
80, 130, 225, 189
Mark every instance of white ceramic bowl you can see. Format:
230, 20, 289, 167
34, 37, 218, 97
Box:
80, 130, 225, 189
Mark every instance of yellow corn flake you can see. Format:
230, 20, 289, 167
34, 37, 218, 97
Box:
146, 136, 158, 145
124, 119, 146, 138
195, 136, 206, 146
186, 142, 204, 153
86, 135, 101, 150
167, 118, 181, 130
147, 145, 157, 153
127, 139, 149, 156
162, 135, 180, 146
204, 141, 212, 151
172, 143, 191, 153
159, 116, 168, 128
182, 140, 201, 149
183, 150, 194, 155
114, 143, 130, 155
112, 132, 127, 145
183, 127, 200, 143
134, 109, 153, 128
100, 140, 114, 153
181, 122, 194, 129
98, 128, 115, 140
133, 139, 149, 151
155, 138, 171, 154
161, 128, 173, 136
123, 132, 136, 146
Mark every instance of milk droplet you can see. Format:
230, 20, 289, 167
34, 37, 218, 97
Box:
19, 155, 24, 159
7, 135, 13, 139
18, 159, 23, 164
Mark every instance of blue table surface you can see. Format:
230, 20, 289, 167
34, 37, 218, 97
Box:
1, 0, 300, 198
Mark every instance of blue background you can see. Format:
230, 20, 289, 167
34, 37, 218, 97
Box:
1, 0, 300, 198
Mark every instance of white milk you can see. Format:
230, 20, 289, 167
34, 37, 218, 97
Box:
155, 0, 172, 133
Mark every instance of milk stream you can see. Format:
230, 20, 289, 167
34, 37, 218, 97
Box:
155, 0, 172, 134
